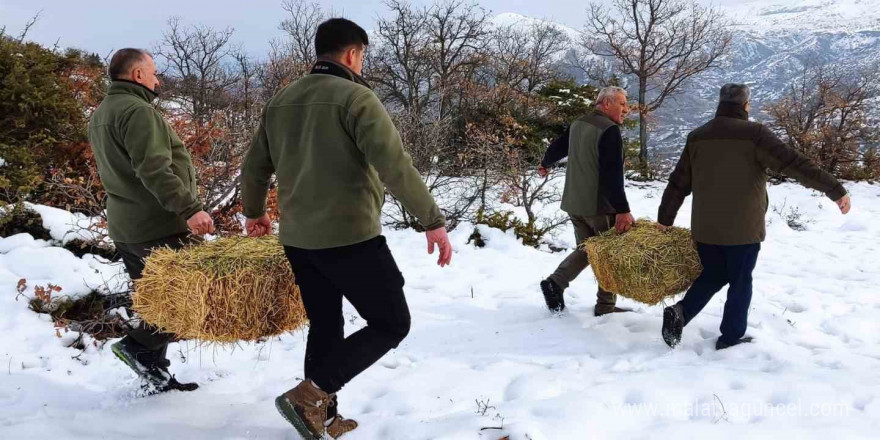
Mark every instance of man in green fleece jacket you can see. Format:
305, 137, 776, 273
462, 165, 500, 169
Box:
88, 48, 214, 393
240, 18, 452, 439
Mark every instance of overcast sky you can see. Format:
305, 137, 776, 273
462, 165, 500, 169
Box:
1, 0, 748, 58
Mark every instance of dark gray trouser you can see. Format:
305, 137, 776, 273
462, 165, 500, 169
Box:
116, 232, 198, 354
548, 214, 618, 311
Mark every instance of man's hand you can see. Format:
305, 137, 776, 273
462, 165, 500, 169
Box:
835, 194, 851, 214
614, 212, 635, 234
537, 165, 549, 178
426, 227, 452, 267
246, 213, 273, 237
187, 211, 215, 236
656, 223, 668, 232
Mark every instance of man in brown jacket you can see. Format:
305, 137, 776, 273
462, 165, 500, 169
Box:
658, 83, 851, 350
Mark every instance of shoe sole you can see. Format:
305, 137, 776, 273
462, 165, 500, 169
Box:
112, 342, 187, 393
275, 395, 325, 440
111, 342, 143, 376
662, 308, 683, 348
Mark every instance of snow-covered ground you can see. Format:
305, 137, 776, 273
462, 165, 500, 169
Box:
1, 180, 878, 439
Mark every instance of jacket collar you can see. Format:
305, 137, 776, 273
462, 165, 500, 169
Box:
107, 80, 158, 103
310, 58, 372, 89
715, 102, 749, 121
594, 109, 617, 125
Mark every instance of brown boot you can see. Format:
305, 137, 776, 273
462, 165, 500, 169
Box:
594, 306, 633, 317
275, 380, 331, 439
326, 395, 358, 438
326, 415, 358, 438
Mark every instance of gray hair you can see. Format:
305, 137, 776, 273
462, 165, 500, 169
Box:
596, 86, 627, 105
719, 83, 750, 105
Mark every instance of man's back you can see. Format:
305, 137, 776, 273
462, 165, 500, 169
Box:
686, 114, 770, 245
242, 69, 444, 250
659, 103, 845, 245
88, 81, 200, 243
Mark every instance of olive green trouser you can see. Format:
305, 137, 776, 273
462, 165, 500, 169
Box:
548, 214, 618, 312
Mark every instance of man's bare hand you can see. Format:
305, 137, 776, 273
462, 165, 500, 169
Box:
656, 223, 668, 232
537, 165, 549, 178
246, 213, 272, 237
835, 194, 851, 215
615, 212, 635, 234
187, 211, 215, 236
426, 227, 452, 267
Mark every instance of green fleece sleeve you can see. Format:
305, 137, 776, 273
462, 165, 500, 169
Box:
121, 106, 202, 219
240, 111, 275, 219
347, 91, 445, 230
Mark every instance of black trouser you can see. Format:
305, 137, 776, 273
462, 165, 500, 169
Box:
680, 242, 761, 345
116, 232, 195, 356
284, 236, 411, 394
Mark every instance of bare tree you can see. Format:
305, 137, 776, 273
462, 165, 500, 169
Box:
280, 0, 324, 65
584, 0, 732, 175
368, 0, 434, 114
765, 64, 880, 180
16, 11, 42, 42
369, 0, 496, 230
154, 17, 238, 123
489, 20, 570, 96
425, 0, 490, 119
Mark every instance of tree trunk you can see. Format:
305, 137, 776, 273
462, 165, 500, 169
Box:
638, 77, 648, 177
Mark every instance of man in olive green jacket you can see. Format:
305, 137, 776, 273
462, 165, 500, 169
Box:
538, 86, 635, 317
658, 83, 851, 350
240, 19, 452, 439
88, 48, 214, 392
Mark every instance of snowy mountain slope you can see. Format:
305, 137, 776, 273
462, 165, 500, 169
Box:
490, 1, 880, 158
1, 180, 878, 439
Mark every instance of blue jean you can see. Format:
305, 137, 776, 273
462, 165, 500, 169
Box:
680, 242, 761, 344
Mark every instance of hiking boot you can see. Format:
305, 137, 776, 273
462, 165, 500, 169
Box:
716, 336, 754, 350
275, 379, 332, 439
540, 279, 565, 312
111, 337, 198, 393
594, 306, 632, 317
662, 303, 685, 348
326, 395, 358, 438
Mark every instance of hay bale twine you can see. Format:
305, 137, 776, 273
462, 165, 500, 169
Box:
133, 236, 307, 343
583, 220, 702, 305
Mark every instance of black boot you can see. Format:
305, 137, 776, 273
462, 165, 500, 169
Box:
716, 337, 754, 350
540, 279, 565, 313
662, 303, 685, 348
111, 337, 198, 393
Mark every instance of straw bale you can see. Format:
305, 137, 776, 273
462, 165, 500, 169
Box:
133, 236, 306, 343
583, 220, 702, 305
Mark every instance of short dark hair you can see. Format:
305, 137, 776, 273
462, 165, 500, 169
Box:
108, 48, 150, 80
719, 83, 750, 105
314, 18, 369, 57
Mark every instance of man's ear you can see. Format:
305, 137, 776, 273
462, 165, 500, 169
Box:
130, 64, 142, 82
